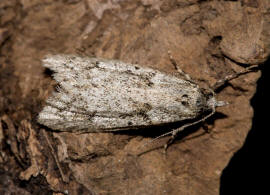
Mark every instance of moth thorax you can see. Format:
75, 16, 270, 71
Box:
198, 88, 228, 113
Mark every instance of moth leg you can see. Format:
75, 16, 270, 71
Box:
168, 51, 195, 83
164, 106, 217, 152
164, 130, 178, 152
212, 64, 259, 92
142, 104, 216, 152
202, 122, 211, 133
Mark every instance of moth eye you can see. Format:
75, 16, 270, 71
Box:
128, 121, 133, 126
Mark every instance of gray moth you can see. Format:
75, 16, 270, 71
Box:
38, 55, 226, 134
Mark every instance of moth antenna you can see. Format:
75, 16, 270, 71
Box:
212, 64, 260, 91
168, 51, 195, 84
140, 105, 216, 152
163, 105, 216, 151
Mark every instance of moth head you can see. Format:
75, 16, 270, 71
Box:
207, 95, 228, 108
204, 89, 229, 110
199, 88, 228, 113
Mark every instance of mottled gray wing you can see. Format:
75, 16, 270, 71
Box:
38, 55, 207, 132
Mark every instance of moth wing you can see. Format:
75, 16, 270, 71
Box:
38, 55, 205, 132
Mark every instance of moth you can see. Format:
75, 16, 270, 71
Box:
37, 55, 258, 145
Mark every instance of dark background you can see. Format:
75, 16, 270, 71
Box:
220, 60, 269, 194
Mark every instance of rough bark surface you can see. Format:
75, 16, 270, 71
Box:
0, 0, 269, 194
